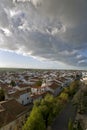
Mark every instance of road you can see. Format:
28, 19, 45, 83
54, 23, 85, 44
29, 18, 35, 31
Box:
52, 102, 76, 130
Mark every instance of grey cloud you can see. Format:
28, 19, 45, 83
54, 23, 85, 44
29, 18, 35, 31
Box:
0, 0, 87, 68
32, 0, 87, 24
0, 10, 9, 27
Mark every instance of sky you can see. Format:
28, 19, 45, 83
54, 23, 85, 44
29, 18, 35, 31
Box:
0, 0, 87, 70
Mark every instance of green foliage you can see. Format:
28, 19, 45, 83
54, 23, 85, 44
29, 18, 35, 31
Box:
23, 94, 63, 130
72, 90, 81, 105
59, 92, 69, 103
22, 107, 46, 130
68, 118, 73, 130
34, 100, 41, 107
73, 86, 87, 114
35, 80, 42, 86
40, 94, 58, 127
0, 89, 5, 101
56, 98, 64, 112
68, 80, 80, 97
10, 80, 16, 87
64, 87, 70, 94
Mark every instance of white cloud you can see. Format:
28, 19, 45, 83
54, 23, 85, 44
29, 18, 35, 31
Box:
0, 28, 12, 37
0, 0, 87, 68
78, 60, 85, 64
76, 55, 83, 59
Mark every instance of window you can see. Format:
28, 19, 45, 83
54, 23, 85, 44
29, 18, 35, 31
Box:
27, 97, 29, 100
22, 100, 24, 105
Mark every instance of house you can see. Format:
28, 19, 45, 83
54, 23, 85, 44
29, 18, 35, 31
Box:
46, 82, 63, 96
0, 99, 32, 130
15, 83, 31, 91
31, 84, 46, 95
31, 86, 41, 94
0, 82, 32, 105
56, 77, 71, 87
31, 92, 47, 102
7, 89, 31, 105
30, 84, 47, 102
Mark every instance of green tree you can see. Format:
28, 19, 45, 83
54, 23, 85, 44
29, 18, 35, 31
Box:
23, 94, 65, 130
69, 80, 79, 97
59, 92, 69, 103
0, 89, 5, 101
35, 80, 42, 86
40, 95, 53, 127
40, 94, 59, 128
68, 118, 73, 130
64, 87, 70, 94
10, 80, 16, 87
23, 107, 46, 130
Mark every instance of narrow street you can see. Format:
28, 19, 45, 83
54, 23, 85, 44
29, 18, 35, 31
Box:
52, 102, 76, 130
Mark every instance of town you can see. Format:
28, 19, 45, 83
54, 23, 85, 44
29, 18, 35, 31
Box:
0, 69, 86, 130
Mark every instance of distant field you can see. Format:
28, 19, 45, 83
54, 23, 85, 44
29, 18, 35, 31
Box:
0, 67, 83, 73
0, 67, 57, 72
0, 68, 30, 72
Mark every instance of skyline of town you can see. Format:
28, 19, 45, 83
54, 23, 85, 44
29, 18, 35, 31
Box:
0, 68, 87, 129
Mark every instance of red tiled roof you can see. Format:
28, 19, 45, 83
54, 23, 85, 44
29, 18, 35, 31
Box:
48, 82, 60, 90
18, 84, 30, 88
0, 99, 29, 127
8, 89, 31, 98
31, 92, 47, 99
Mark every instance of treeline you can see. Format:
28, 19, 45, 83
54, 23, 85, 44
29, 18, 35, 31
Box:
22, 80, 80, 130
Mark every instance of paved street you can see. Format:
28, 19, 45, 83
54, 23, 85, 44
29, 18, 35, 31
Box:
52, 102, 76, 130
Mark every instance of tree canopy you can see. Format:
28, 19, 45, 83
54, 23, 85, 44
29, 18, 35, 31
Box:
23, 94, 60, 130
23, 107, 46, 130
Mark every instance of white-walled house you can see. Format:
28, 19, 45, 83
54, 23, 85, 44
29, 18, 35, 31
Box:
17, 92, 31, 105
8, 89, 31, 105
46, 82, 63, 96
31, 85, 46, 95
30, 92, 47, 102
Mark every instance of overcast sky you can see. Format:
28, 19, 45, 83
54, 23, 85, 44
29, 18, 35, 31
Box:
0, 0, 87, 69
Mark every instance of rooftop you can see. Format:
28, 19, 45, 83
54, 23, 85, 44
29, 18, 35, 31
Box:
0, 99, 29, 127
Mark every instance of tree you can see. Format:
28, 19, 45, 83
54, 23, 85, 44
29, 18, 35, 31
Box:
40, 94, 54, 128
68, 118, 73, 130
22, 107, 46, 130
23, 94, 66, 130
35, 80, 42, 86
10, 80, 16, 87
64, 87, 70, 94
0, 89, 5, 101
40, 94, 59, 128
59, 92, 69, 103
68, 80, 79, 97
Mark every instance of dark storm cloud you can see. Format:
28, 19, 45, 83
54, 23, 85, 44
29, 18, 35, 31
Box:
0, 0, 87, 67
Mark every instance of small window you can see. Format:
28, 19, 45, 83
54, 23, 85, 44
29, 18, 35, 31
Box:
22, 100, 24, 105
27, 97, 29, 100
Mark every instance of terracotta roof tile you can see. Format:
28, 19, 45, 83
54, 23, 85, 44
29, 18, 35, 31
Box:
48, 82, 61, 90
8, 89, 31, 98
0, 99, 29, 127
